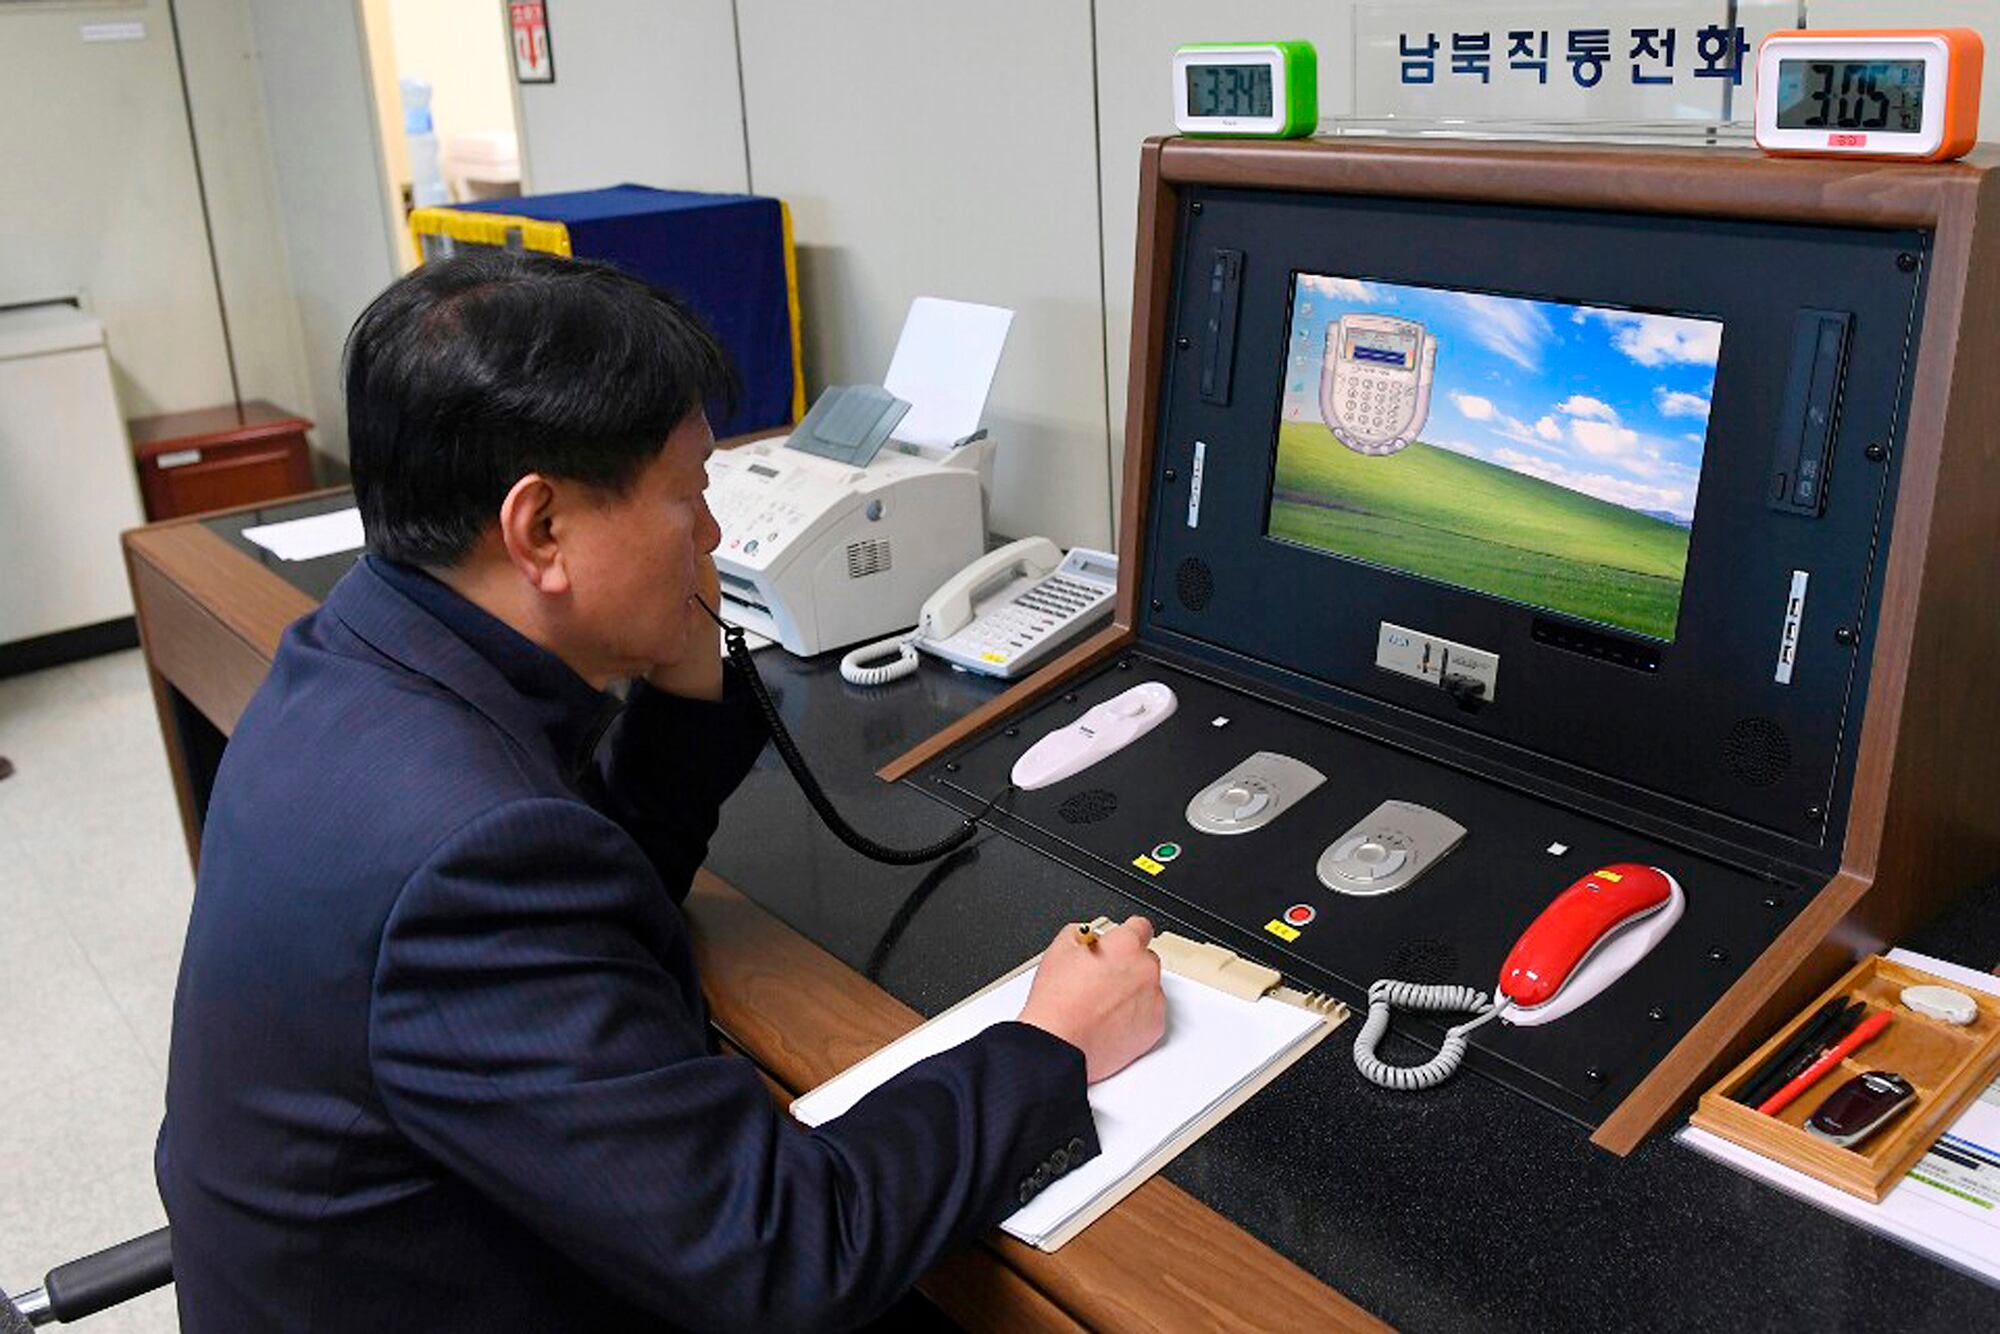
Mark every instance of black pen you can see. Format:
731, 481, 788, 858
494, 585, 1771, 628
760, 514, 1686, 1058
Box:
1735, 998, 1842, 1104
1745, 1000, 1866, 1107
1734, 998, 1852, 1106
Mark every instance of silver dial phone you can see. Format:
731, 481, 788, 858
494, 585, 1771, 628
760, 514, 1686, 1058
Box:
1318, 313, 1437, 456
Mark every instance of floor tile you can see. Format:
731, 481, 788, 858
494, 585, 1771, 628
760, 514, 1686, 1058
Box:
0, 650, 186, 1331
0, 1156, 173, 1333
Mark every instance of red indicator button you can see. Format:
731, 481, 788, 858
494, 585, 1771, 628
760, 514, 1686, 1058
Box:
1283, 903, 1316, 928
1829, 132, 1868, 147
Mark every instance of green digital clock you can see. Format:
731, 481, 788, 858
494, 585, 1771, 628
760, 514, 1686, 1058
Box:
1173, 42, 1317, 139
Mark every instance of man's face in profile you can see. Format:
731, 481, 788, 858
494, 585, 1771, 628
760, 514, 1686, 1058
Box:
555, 411, 722, 681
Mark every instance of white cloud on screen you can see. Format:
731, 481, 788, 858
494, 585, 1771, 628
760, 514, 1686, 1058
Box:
1299, 275, 1378, 301
1568, 418, 1641, 459
1556, 395, 1619, 422
1449, 391, 1495, 420
1489, 446, 1697, 520
1445, 292, 1553, 370
1591, 311, 1723, 367
1656, 388, 1711, 419
1534, 415, 1563, 442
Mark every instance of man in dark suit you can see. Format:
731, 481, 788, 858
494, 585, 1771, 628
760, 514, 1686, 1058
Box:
157, 252, 1165, 1331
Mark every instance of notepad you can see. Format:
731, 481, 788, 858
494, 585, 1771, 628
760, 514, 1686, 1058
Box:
791, 928, 1346, 1251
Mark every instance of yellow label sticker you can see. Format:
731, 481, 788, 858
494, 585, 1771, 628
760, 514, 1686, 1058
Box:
981, 651, 1008, 664
1597, 869, 1623, 882
1132, 855, 1165, 876
1264, 918, 1301, 942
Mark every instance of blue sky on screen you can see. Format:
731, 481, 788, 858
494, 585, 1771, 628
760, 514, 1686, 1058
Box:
1278, 274, 1723, 523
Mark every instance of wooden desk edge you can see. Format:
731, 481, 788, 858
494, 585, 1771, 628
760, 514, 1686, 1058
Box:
688, 870, 1386, 1334
125, 516, 1381, 1332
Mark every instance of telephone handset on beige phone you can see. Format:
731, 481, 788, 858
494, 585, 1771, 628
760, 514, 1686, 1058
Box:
839, 537, 1117, 686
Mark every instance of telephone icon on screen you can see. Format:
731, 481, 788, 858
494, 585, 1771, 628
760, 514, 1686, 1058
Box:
1319, 313, 1437, 456
840, 538, 1117, 685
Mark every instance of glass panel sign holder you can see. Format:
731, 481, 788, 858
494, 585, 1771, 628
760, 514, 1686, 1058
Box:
1339, 0, 1814, 148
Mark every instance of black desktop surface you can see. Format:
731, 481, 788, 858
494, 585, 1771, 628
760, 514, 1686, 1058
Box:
207, 496, 2000, 1329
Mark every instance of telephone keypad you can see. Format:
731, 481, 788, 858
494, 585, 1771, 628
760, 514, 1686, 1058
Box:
926, 558, 1115, 676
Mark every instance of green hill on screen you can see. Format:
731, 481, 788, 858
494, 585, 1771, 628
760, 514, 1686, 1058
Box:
1268, 422, 1691, 640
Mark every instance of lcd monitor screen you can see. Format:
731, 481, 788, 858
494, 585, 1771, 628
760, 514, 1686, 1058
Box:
1267, 273, 1723, 641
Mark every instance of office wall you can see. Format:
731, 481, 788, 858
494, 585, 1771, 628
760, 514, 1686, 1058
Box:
735, 1, 1113, 548
512, 0, 1362, 548
0, 1, 236, 419
175, 0, 315, 423
1095, 2, 1361, 524
513, 0, 748, 195
0, 0, 331, 465
242, 0, 402, 462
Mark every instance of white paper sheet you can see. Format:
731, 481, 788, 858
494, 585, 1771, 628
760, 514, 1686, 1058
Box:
791, 955, 1323, 1248
241, 507, 365, 562
1678, 949, 2000, 1287
882, 297, 1014, 450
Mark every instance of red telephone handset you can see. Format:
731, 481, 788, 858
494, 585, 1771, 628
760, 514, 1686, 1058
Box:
1355, 860, 1684, 1088
1498, 864, 1675, 1009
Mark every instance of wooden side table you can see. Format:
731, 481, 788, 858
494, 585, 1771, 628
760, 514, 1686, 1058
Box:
129, 400, 316, 522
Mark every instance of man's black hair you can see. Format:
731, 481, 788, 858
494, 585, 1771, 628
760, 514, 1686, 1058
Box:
344, 249, 737, 566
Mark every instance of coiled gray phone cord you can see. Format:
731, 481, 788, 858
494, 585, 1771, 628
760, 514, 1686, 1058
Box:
1352, 979, 1513, 1090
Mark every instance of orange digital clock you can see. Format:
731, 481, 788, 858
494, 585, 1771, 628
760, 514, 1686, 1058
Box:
1755, 28, 1983, 161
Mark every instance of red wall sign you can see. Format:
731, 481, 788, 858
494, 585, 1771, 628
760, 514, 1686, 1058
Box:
510, 3, 554, 84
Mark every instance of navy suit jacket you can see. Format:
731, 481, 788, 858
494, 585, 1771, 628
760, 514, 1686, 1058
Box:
158, 557, 1096, 1332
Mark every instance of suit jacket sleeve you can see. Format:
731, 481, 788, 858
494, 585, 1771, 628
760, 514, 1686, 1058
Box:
590, 668, 769, 899
369, 797, 1097, 1332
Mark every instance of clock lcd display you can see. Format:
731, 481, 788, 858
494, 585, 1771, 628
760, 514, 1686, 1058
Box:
1776, 59, 1926, 132
1187, 64, 1273, 119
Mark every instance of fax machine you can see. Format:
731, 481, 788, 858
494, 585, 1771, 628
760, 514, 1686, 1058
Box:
708, 434, 992, 655
709, 297, 1012, 656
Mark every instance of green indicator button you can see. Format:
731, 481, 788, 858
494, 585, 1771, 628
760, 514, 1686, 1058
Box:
1152, 842, 1182, 863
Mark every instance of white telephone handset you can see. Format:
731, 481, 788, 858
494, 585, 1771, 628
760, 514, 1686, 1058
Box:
915, 537, 1061, 642
841, 538, 1117, 685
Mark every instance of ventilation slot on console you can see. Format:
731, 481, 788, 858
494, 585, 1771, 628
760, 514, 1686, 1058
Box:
1723, 717, 1793, 787
1176, 557, 1214, 611
1531, 617, 1660, 672
845, 539, 893, 579
1058, 789, 1119, 825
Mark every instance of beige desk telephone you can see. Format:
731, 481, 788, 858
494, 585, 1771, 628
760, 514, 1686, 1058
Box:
840, 538, 1118, 685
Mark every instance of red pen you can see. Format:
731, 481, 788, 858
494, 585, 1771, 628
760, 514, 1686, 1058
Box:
1757, 1009, 1893, 1117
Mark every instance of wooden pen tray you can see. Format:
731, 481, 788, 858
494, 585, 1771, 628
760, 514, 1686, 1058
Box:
1691, 955, 2000, 1201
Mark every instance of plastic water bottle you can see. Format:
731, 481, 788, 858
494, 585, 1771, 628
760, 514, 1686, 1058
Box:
400, 78, 450, 208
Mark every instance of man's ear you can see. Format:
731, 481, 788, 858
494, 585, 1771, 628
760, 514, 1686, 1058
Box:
497, 473, 572, 595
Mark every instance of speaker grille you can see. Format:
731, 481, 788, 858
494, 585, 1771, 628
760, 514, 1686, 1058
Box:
845, 539, 892, 579
1175, 557, 1214, 611
1058, 789, 1118, 825
1723, 717, 1793, 787
1389, 939, 1460, 985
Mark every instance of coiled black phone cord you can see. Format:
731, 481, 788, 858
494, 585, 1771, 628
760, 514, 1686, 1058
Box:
695, 597, 1010, 865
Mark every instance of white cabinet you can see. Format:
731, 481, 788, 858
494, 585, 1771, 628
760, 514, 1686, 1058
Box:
0, 304, 146, 646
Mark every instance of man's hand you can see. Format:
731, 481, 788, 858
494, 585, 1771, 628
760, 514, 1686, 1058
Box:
644, 554, 725, 701
1017, 916, 1167, 1083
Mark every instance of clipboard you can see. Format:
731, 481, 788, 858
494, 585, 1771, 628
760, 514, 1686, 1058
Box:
791, 921, 1348, 1251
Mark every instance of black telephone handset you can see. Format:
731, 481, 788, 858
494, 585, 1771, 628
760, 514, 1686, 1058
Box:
696, 597, 1009, 865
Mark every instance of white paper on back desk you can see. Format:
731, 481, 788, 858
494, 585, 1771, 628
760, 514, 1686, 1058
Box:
791, 936, 1344, 1251
241, 507, 364, 562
